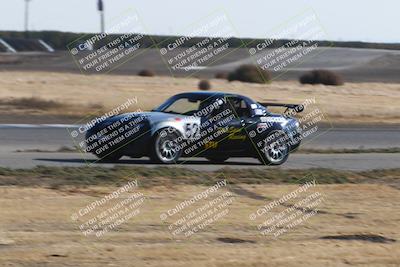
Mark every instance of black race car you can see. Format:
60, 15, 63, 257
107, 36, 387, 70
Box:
84, 92, 303, 165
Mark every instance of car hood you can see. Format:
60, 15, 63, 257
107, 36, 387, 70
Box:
86, 111, 191, 133
107, 111, 188, 123
96, 111, 194, 127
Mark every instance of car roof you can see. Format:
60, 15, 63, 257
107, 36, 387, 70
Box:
178, 91, 257, 105
176, 91, 247, 99
154, 91, 259, 112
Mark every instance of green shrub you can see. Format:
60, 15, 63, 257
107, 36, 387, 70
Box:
300, 70, 344, 86
137, 69, 155, 77
228, 65, 271, 83
3, 97, 64, 110
198, 80, 211, 90
214, 72, 228, 79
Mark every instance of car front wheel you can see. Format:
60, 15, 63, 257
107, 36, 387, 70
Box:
150, 128, 182, 164
258, 130, 290, 165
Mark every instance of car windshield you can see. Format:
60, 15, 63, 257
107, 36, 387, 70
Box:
155, 95, 205, 115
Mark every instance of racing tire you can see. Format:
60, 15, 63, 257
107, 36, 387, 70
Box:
205, 156, 229, 163
150, 128, 182, 164
257, 130, 290, 165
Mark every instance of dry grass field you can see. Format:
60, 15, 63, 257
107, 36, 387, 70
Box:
0, 71, 400, 123
0, 183, 399, 267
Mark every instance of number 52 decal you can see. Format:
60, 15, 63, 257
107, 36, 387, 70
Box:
184, 123, 200, 138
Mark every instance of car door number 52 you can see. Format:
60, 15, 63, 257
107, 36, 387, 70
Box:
185, 123, 200, 138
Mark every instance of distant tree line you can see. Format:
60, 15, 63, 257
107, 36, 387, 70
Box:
0, 30, 399, 51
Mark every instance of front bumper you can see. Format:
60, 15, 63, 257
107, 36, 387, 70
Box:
284, 120, 302, 151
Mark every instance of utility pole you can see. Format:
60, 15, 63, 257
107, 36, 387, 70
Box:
24, 0, 31, 34
98, 0, 105, 33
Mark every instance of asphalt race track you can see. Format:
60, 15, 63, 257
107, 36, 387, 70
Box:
2, 47, 400, 82
1, 151, 399, 171
0, 125, 399, 171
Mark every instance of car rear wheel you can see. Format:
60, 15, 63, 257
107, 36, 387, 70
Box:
258, 130, 290, 165
150, 128, 182, 164
205, 156, 229, 163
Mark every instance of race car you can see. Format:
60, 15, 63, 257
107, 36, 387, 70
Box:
84, 92, 303, 165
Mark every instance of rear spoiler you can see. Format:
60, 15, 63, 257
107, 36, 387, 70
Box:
259, 102, 304, 113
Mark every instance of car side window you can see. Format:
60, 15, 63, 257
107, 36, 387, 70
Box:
163, 98, 201, 115
200, 98, 222, 118
226, 97, 251, 118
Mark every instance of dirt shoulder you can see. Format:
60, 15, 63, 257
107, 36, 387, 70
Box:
0, 71, 399, 124
0, 183, 398, 267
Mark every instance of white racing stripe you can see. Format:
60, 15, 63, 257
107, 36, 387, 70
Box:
0, 124, 80, 129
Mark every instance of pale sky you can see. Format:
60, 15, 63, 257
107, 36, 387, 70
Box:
0, 0, 398, 43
